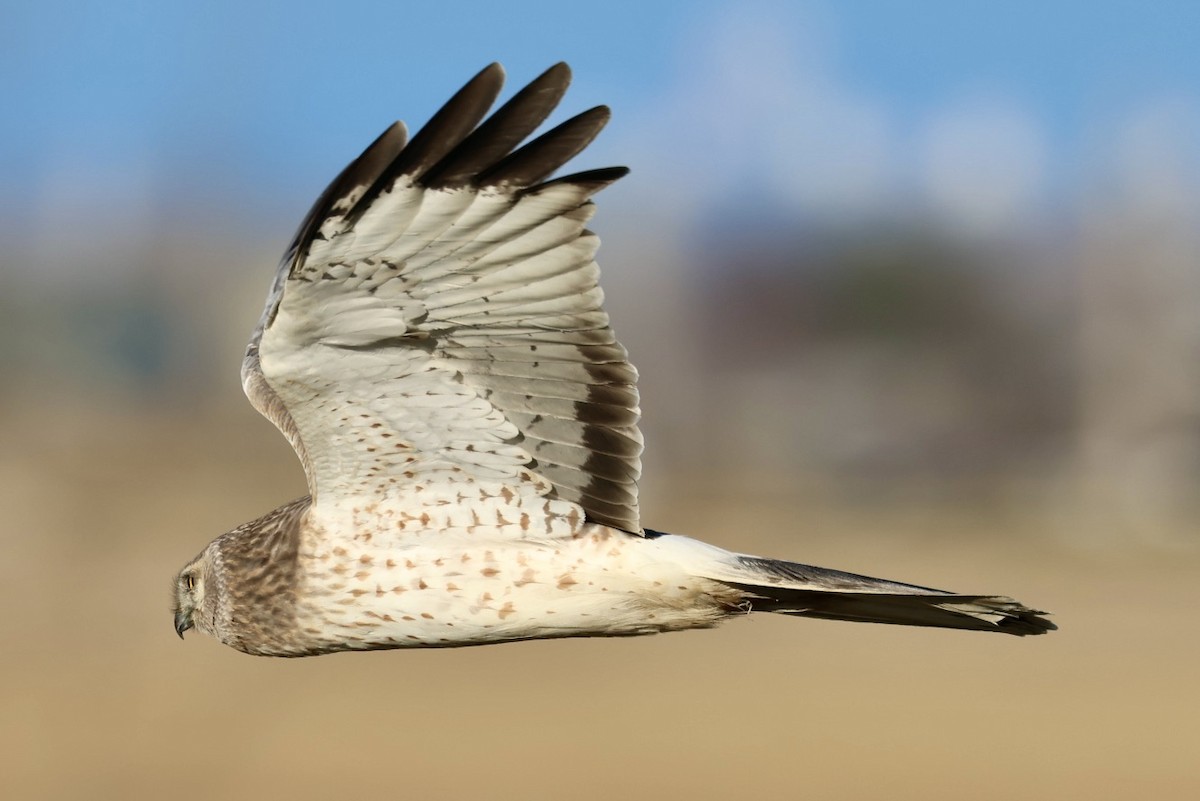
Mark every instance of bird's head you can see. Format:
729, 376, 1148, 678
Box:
170, 498, 310, 654
172, 548, 220, 641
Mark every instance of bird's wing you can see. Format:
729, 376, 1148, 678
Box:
241, 63, 643, 533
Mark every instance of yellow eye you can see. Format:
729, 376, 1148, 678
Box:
183, 575, 196, 590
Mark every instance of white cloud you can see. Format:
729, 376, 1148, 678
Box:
612, 2, 894, 220
918, 99, 1048, 237
611, 4, 1063, 241
1110, 95, 1200, 220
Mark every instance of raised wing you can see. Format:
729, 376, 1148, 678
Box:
241, 63, 643, 533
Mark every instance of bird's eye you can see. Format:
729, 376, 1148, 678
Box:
183, 575, 195, 590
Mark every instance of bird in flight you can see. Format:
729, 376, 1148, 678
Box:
173, 63, 1054, 656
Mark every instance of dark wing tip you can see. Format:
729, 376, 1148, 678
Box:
282, 120, 409, 270
422, 61, 574, 189
285, 63, 626, 273
479, 105, 613, 189
531, 166, 630, 196
345, 63, 507, 220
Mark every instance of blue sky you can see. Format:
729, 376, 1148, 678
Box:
6, 0, 1200, 274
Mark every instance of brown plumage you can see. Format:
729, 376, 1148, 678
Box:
172, 63, 1055, 658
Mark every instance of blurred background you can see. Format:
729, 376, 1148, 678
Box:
3, 1, 1198, 799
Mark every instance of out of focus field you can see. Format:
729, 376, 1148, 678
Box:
6, 3, 1200, 799
2, 400, 1196, 801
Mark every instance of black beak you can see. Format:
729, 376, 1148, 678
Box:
174, 609, 193, 639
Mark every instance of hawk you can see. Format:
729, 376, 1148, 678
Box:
172, 63, 1054, 656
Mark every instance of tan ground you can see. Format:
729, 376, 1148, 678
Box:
2, 403, 1197, 801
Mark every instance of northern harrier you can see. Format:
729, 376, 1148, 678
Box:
173, 64, 1054, 656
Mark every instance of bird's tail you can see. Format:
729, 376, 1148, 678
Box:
726, 554, 1055, 635
652, 535, 1056, 636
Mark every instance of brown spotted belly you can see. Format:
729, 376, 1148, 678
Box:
289, 524, 735, 652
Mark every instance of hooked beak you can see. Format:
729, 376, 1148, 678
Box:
174, 609, 194, 639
